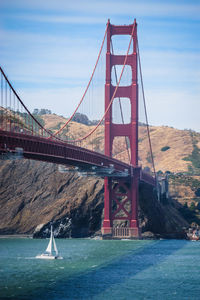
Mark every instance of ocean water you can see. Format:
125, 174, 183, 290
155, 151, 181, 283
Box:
0, 238, 200, 300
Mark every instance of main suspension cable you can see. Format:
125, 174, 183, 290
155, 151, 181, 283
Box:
68, 21, 136, 143
50, 22, 109, 139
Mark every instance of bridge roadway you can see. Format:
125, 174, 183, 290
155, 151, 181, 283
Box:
0, 130, 155, 185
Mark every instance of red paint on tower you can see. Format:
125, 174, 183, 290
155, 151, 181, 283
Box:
102, 20, 140, 239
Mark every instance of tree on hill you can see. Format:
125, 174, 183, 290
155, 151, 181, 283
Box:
33, 108, 52, 115
72, 113, 90, 125
190, 202, 196, 211
72, 113, 100, 126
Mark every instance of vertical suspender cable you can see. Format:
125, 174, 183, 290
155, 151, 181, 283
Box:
137, 39, 156, 179
5, 80, 7, 131
9, 86, 11, 131
51, 23, 109, 138
68, 22, 136, 143
0, 73, 3, 130
0, 67, 53, 138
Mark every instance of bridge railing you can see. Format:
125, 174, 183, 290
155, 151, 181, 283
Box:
112, 227, 130, 238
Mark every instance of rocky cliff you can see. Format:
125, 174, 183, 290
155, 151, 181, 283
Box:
0, 159, 188, 238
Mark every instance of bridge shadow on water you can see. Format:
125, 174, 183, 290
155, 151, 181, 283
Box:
42, 239, 188, 300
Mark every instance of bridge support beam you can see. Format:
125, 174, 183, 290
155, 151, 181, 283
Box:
102, 177, 112, 236
102, 167, 141, 239
102, 19, 140, 239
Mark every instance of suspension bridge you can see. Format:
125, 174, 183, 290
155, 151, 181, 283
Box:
0, 19, 159, 239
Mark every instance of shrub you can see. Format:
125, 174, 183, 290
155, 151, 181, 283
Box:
195, 188, 200, 197
183, 145, 200, 169
157, 170, 163, 175
146, 151, 154, 164
161, 146, 170, 152
190, 202, 196, 211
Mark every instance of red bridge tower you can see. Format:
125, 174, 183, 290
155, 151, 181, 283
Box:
102, 20, 140, 239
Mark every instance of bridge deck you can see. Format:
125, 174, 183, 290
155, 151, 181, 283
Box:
0, 130, 155, 185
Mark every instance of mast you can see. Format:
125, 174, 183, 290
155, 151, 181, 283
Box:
45, 226, 53, 254
53, 236, 58, 255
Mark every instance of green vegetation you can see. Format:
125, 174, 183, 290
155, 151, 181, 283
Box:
182, 130, 200, 175
49, 122, 65, 131
5, 110, 45, 129
89, 136, 104, 152
183, 144, 200, 169
161, 146, 170, 152
190, 202, 196, 211
187, 165, 194, 174
71, 112, 100, 126
15, 111, 45, 127
169, 174, 200, 210
138, 138, 144, 143
195, 188, 200, 197
146, 151, 154, 164
169, 174, 200, 192
178, 204, 200, 225
33, 108, 51, 115
32, 114, 45, 127
157, 170, 163, 175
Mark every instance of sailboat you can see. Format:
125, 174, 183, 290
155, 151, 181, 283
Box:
36, 225, 63, 259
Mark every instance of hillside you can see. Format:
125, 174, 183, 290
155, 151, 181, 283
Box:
0, 159, 189, 238
0, 112, 200, 237
35, 113, 200, 222
41, 113, 200, 174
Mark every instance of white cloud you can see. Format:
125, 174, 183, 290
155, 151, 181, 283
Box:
1, 0, 200, 20
14, 14, 105, 25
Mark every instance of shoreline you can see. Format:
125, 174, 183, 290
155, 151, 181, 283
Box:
0, 234, 33, 238
0, 234, 189, 240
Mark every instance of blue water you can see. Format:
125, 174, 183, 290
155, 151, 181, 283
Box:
0, 238, 200, 299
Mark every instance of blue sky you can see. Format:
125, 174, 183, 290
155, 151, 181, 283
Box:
0, 0, 200, 131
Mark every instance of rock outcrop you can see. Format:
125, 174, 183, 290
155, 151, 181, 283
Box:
0, 159, 188, 238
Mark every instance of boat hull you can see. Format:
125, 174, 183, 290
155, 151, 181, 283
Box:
36, 254, 63, 260
187, 230, 200, 241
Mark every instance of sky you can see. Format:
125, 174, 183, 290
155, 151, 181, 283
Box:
0, 0, 200, 132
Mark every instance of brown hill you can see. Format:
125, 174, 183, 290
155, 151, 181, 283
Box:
41, 114, 200, 207
40, 114, 200, 222
0, 113, 200, 238
41, 114, 200, 173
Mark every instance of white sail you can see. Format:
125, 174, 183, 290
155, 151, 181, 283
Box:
45, 226, 53, 254
53, 236, 58, 255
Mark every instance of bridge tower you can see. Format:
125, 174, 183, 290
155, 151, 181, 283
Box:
102, 19, 140, 239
